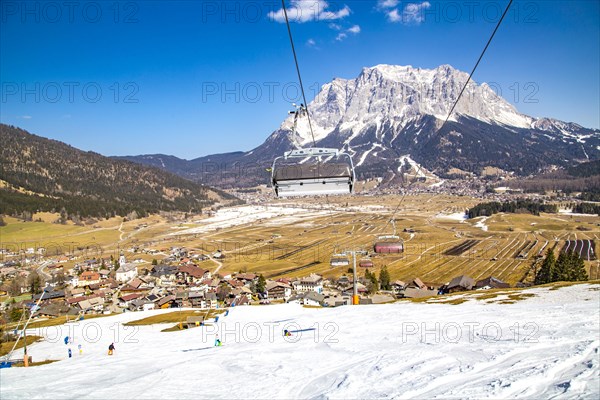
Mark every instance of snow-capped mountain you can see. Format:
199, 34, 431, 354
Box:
121, 64, 600, 187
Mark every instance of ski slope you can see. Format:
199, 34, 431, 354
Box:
1, 284, 599, 399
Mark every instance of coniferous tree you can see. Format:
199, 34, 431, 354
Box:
59, 207, 68, 224
566, 251, 588, 281
535, 250, 556, 284
365, 269, 378, 294
553, 252, 570, 282
379, 266, 391, 290
256, 274, 266, 294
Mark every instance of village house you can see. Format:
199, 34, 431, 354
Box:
151, 265, 178, 286
118, 293, 145, 308
288, 291, 326, 307
445, 275, 475, 293
128, 299, 155, 312
266, 281, 292, 300
77, 296, 105, 313
156, 295, 176, 309
205, 292, 218, 309
401, 278, 438, 298
323, 294, 351, 307
293, 274, 324, 294
475, 276, 510, 290
69, 287, 86, 298
186, 316, 205, 329
177, 265, 209, 285
35, 304, 77, 318
78, 271, 101, 287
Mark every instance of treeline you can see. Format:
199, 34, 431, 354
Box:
468, 200, 558, 218
535, 250, 588, 284
0, 189, 154, 220
572, 202, 600, 215
508, 160, 600, 194
567, 160, 600, 177
0, 124, 241, 218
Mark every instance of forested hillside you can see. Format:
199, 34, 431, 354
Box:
0, 124, 240, 218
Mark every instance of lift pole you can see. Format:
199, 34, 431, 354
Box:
341, 249, 367, 305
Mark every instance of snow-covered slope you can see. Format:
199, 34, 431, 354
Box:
2, 283, 599, 399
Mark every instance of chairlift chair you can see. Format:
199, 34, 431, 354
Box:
359, 257, 374, 268
330, 248, 350, 267
374, 219, 404, 254
271, 104, 355, 197
272, 148, 355, 197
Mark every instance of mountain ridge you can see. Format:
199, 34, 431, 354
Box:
0, 124, 240, 218
120, 64, 598, 187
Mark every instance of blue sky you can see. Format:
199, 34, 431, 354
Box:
1, 0, 599, 159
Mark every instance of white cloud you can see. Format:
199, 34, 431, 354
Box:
335, 33, 348, 41
377, 0, 399, 9
268, 0, 351, 23
18, 115, 32, 119
402, 1, 430, 24
387, 9, 401, 22
384, 1, 431, 25
335, 25, 360, 41
328, 22, 342, 30
307, 38, 317, 46
348, 24, 361, 34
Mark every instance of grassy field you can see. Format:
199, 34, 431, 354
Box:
2, 195, 599, 286
123, 310, 225, 326
0, 335, 43, 357
27, 313, 116, 329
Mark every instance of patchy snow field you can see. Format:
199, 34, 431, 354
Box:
436, 212, 468, 222
1, 284, 599, 399
170, 205, 331, 235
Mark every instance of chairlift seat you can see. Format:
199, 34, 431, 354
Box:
330, 257, 350, 267
374, 241, 404, 254
271, 148, 355, 197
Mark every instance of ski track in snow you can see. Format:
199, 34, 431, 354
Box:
1, 284, 599, 399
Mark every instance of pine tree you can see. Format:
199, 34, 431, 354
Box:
59, 207, 68, 224
567, 251, 588, 281
256, 274, 266, 294
535, 250, 556, 284
365, 269, 378, 294
553, 252, 570, 282
379, 266, 391, 290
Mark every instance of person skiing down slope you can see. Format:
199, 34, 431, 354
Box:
108, 343, 115, 355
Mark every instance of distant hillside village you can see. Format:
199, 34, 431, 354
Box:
1, 243, 582, 325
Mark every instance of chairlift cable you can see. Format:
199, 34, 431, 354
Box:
439, 0, 514, 133
281, 0, 317, 147
380, 0, 514, 235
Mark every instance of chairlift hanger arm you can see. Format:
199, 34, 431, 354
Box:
284, 148, 340, 159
